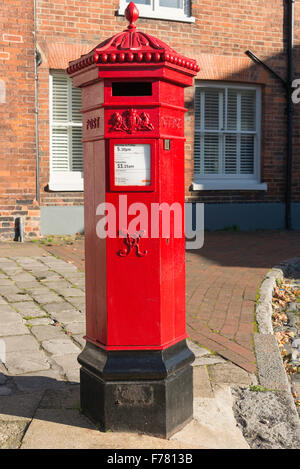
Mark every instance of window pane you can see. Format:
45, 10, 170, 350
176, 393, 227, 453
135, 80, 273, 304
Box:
240, 135, 254, 174
51, 127, 69, 171
159, 0, 183, 8
203, 134, 220, 174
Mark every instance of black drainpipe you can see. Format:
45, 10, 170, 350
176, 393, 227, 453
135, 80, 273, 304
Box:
245, 0, 294, 230
286, 0, 295, 230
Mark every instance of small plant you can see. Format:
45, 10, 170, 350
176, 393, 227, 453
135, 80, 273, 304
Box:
276, 278, 283, 288
249, 384, 271, 392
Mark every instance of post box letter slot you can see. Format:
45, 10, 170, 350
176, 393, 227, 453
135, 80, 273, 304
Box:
112, 82, 152, 96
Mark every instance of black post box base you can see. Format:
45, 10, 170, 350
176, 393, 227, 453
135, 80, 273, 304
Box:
78, 339, 194, 439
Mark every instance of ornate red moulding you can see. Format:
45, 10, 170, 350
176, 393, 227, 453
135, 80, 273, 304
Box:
67, 2, 200, 75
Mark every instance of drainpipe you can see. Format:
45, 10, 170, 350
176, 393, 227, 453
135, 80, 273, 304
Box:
286, 0, 295, 230
33, 0, 41, 205
245, 0, 295, 230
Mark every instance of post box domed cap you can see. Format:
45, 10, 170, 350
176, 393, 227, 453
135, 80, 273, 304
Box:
67, 2, 199, 74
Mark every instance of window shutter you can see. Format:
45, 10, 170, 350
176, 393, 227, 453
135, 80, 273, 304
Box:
194, 84, 259, 180
51, 71, 83, 177
240, 135, 254, 174
51, 127, 69, 171
71, 86, 82, 123
204, 88, 223, 130
241, 90, 256, 131
71, 127, 83, 172
52, 74, 68, 122
203, 134, 220, 174
194, 87, 202, 174
224, 134, 237, 174
227, 90, 238, 131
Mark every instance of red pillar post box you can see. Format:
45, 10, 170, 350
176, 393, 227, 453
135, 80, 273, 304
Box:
67, 2, 200, 438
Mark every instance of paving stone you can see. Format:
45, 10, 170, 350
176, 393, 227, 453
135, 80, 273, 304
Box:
0, 421, 28, 449
26, 318, 53, 326
68, 298, 85, 312
13, 370, 66, 393
51, 310, 84, 325
193, 366, 213, 398
11, 301, 44, 317
64, 289, 85, 298
64, 322, 85, 335
27, 286, 51, 295
42, 338, 80, 356
53, 354, 80, 383
0, 304, 16, 313
31, 325, 66, 342
0, 297, 8, 305
4, 350, 50, 375
43, 302, 78, 315
30, 293, 64, 304
12, 273, 36, 282
0, 322, 29, 337
0, 311, 25, 324
39, 385, 80, 409
208, 362, 253, 386
0, 279, 15, 286
15, 282, 41, 290
0, 391, 43, 422
0, 286, 20, 296
27, 269, 51, 278
2, 335, 40, 353
73, 335, 86, 349
193, 356, 227, 366
5, 293, 33, 303
1, 268, 23, 275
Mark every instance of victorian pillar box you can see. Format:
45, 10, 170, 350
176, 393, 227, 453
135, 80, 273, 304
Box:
67, 2, 200, 438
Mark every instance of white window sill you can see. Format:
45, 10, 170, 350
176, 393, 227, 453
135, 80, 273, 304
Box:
49, 173, 83, 192
117, 8, 195, 23
192, 181, 268, 191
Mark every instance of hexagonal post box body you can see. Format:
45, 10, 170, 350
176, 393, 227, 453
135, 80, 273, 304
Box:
67, 2, 199, 438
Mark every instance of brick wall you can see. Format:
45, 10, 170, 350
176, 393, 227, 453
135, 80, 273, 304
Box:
1, 0, 299, 238
0, 0, 40, 239
36, 0, 299, 208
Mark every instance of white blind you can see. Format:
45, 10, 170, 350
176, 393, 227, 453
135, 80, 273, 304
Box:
51, 72, 83, 173
194, 85, 258, 178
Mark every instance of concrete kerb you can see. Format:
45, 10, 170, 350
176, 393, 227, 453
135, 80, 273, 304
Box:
254, 256, 300, 426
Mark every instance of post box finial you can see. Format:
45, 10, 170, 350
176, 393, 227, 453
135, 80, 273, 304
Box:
125, 2, 139, 29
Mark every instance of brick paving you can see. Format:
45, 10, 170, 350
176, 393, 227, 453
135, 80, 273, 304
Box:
42, 231, 300, 373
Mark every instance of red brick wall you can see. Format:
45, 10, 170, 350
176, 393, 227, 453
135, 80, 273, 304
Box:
35, 0, 299, 208
1, 0, 299, 238
0, 0, 40, 239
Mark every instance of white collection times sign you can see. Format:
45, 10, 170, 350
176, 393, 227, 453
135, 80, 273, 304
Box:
114, 144, 151, 186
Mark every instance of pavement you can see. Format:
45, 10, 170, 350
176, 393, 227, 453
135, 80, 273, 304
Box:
42, 231, 300, 373
0, 240, 255, 449
0, 232, 299, 449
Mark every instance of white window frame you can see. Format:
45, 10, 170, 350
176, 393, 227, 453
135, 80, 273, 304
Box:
49, 71, 83, 192
193, 81, 267, 191
118, 0, 194, 23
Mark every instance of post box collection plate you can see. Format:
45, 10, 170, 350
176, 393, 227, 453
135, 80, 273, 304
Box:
114, 143, 151, 186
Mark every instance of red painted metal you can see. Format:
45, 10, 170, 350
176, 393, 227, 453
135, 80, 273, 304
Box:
67, 2, 199, 352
